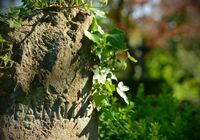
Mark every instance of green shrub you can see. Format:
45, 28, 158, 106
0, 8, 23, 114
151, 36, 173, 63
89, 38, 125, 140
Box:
99, 84, 200, 140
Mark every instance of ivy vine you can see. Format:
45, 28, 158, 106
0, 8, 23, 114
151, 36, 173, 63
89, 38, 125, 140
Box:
84, 5, 137, 110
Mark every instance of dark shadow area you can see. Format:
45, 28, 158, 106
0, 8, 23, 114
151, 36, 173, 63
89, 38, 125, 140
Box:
79, 109, 99, 140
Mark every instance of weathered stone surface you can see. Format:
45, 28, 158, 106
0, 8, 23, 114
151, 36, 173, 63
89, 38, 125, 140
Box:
0, 8, 98, 140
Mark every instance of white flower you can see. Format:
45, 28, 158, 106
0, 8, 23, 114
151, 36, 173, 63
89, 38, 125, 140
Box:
93, 66, 117, 84
116, 81, 129, 104
93, 67, 107, 84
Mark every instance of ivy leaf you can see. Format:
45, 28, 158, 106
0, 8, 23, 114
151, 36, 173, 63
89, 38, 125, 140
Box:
127, 52, 138, 63
116, 81, 129, 104
91, 18, 104, 34
84, 30, 101, 44
89, 8, 106, 18
96, 23, 104, 35
92, 93, 107, 110
100, 48, 110, 62
105, 81, 115, 93
107, 28, 124, 35
106, 28, 125, 50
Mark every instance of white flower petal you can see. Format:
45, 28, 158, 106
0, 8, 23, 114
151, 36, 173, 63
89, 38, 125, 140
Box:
118, 81, 129, 91
99, 73, 107, 84
92, 67, 108, 84
117, 87, 129, 104
111, 73, 117, 80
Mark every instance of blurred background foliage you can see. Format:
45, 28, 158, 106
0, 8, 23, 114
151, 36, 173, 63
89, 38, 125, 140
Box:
0, 0, 200, 139
98, 0, 200, 139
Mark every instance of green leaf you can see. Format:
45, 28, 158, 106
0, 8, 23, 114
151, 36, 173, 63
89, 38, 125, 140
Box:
106, 29, 125, 50
127, 52, 138, 63
90, 18, 104, 34
0, 54, 11, 66
107, 28, 124, 35
89, 8, 106, 18
92, 93, 107, 109
100, 48, 110, 62
0, 35, 6, 43
84, 30, 101, 44
105, 81, 115, 92
96, 23, 104, 34
0, 16, 4, 22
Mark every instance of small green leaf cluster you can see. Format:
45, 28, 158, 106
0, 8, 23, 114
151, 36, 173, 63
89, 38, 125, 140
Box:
0, 0, 87, 28
0, 6, 25, 68
0, 35, 13, 67
21, 0, 63, 9
0, 6, 23, 28
21, 0, 86, 9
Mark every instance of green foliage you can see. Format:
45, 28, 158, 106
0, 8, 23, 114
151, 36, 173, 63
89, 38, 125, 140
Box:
0, 34, 6, 48
99, 84, 200, 140
145, 40, 200, 101
21, 0, 86, 9
21, 0, 49, 9
0, 6, 25, 67
0, 6, 23, 28
0, 54, 12, 66
0, 34, 12, 67
85, 7, 137, 109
